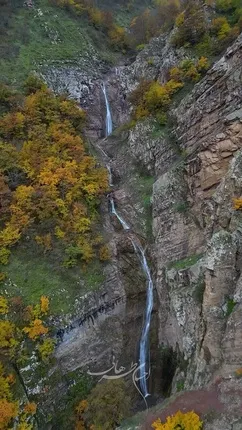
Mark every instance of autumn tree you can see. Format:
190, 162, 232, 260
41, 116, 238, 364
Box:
84, 380, 131, 430
172, 0, 206, 47
129, 77, 183, 122
152, 410, 203, 430
0, 82, 108, 273
75, 399, 88, 430
128, 1, 181, 49
0, 362, 37, 430
0, 294, 55, 427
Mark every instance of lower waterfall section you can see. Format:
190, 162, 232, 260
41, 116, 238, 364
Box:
131, 240, 154, 398
107, 186, 154, 399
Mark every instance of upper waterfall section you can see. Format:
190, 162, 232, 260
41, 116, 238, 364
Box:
102, 83, 113, 137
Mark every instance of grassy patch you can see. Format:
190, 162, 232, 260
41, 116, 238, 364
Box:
167, 254, 203, 271
225, 298, 237, 317
138, 175, 154, 206
120, 412, 145, 430
0, 0, 110, 86
0, 0, 154, 87
176, 379, 185, 392
0, 242, 105, 315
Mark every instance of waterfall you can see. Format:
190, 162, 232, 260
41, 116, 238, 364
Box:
103, 89, 153, 399
109, 193, 154, 398
102, 83, 113, 137
131, 240, 153, 398
110, 198, 130, 230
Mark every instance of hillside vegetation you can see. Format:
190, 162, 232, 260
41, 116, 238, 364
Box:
0, 0, 153, 86
0, 77, 108, 313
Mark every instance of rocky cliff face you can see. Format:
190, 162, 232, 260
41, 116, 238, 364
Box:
55, 198, 152, 374
54, 28, 242, 429
155, 33, 242, 389
98, 33, 242, 429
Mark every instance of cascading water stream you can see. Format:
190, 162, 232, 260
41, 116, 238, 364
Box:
131, 240, 154, 398
101, 86, 154, 399
110, 198, 130, 230
102, 82, 113, 137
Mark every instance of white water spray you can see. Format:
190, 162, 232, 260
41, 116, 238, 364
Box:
110, 198, 130, 230
131, 240, 153, 398
102, 83, 113, 137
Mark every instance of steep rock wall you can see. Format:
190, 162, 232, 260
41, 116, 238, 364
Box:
116, 32, 242, 429
151, 33, 242, 389
46, 27, 242, 425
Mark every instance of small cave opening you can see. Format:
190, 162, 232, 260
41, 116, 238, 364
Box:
148, 341, 183, 407
158, 344, 178, 397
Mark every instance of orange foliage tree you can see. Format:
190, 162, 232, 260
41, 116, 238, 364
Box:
75, 399, 89, 430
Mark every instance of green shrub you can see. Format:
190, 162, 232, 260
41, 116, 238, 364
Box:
147, 57, 154, 66
226, 298, 237, 316
168, 254, 203, 271
195, 33, 215, 57
52, 371, 94, 429
176, 379, 185, 392
174, 201, 189, 214
136, 43, 146, 51
23, 75, 47, 95
85, 380, 131, 430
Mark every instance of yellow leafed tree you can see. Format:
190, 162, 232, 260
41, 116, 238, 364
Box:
152, 410, 203, 430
